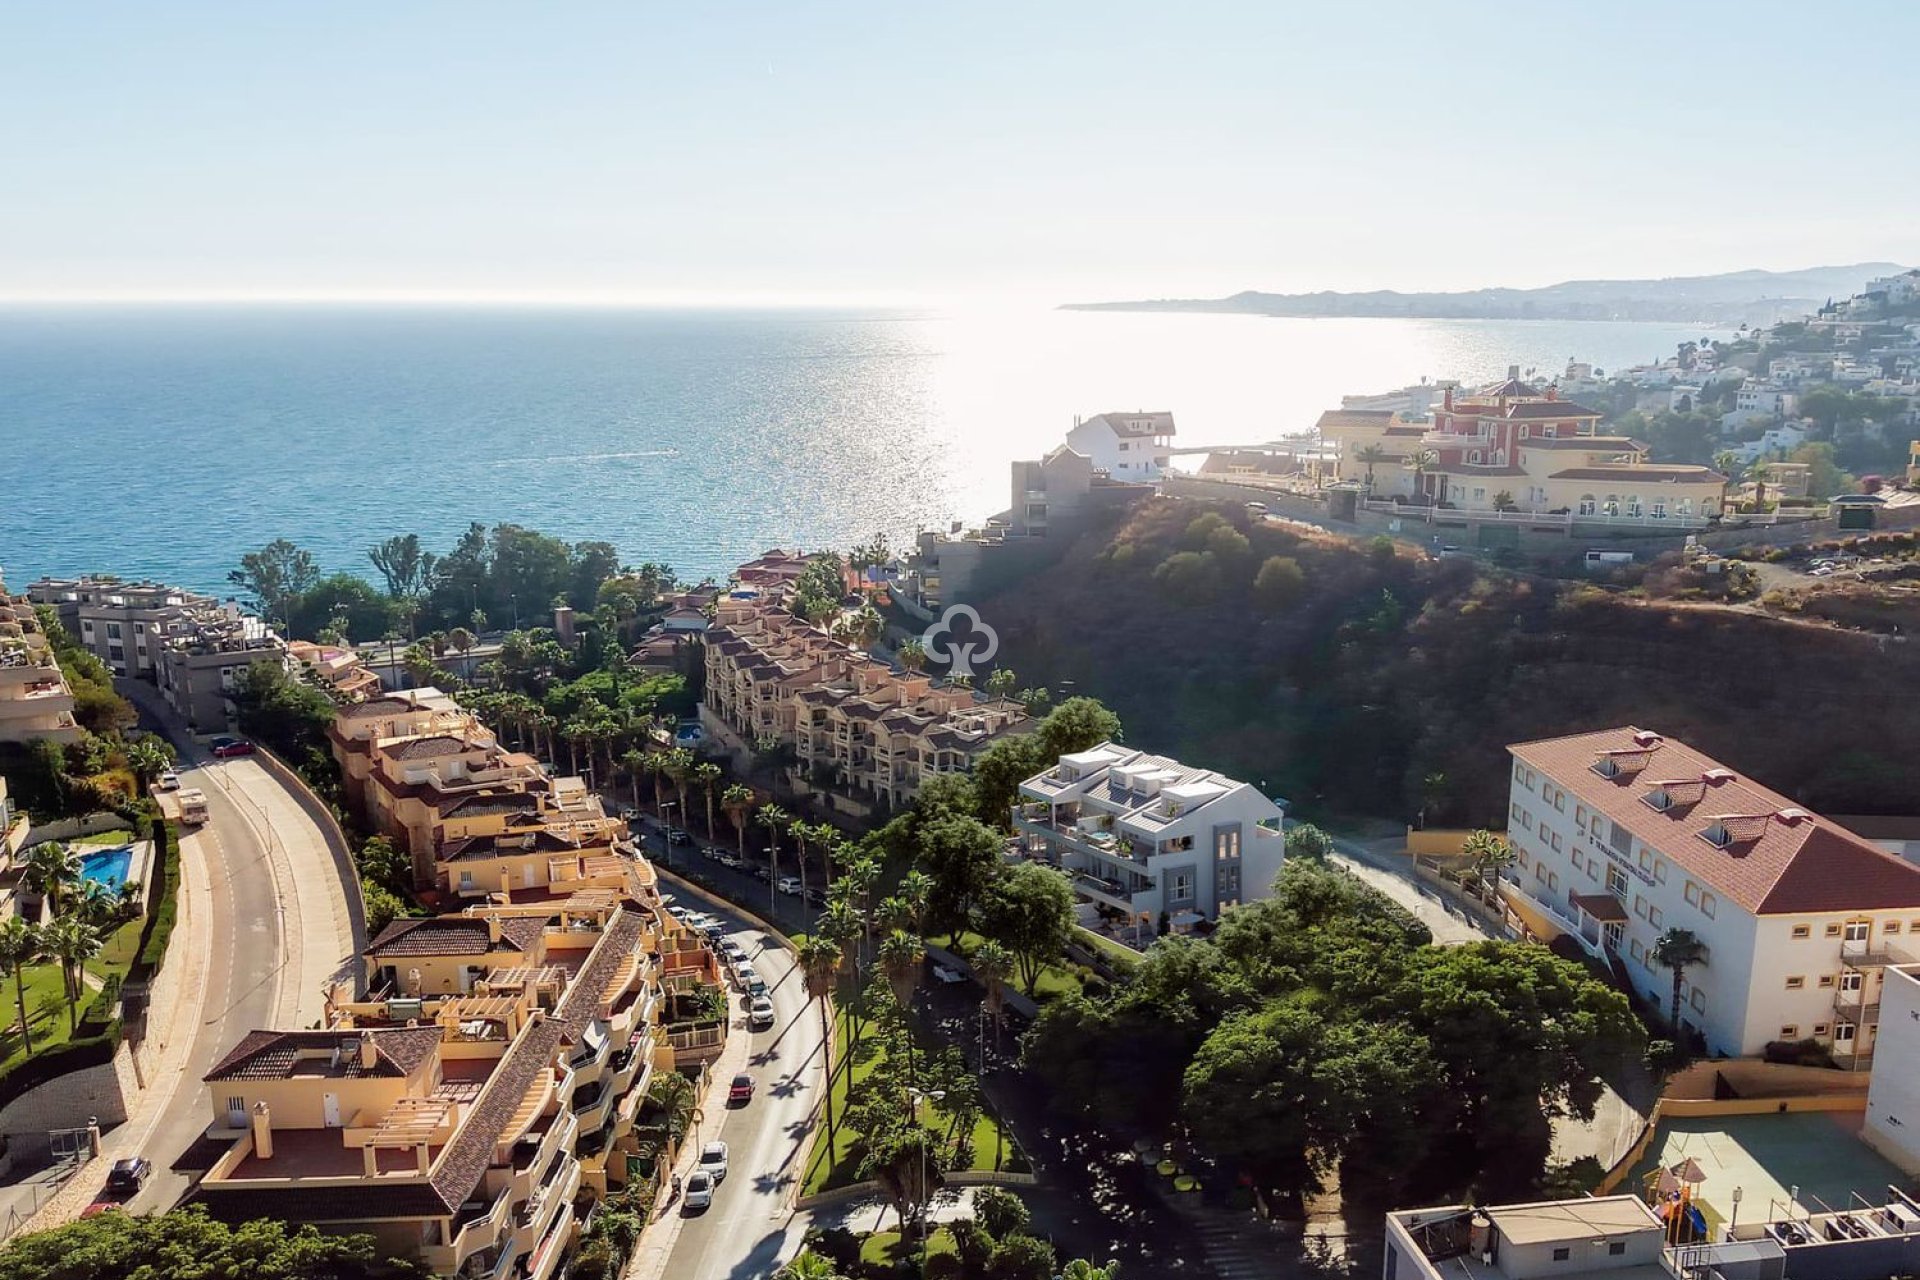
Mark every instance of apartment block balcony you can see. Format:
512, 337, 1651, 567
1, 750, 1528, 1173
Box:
1840, 939, 1910, 970
512, 1153, 579, 1260
425, 1181, 517, 1274
1833, 987, 1881, 1028
1074, 872, 1154, 913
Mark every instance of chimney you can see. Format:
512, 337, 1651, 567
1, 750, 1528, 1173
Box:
1508, 364, 1520, 380
358, 1029, 379, 1070
1442, 386, 1454, 411
1546, 384, 1559, 401
487, 915, 503, 944
251, 1101, 273, 1160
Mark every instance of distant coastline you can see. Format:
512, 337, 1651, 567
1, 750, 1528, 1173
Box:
1061, 262, 1905, 328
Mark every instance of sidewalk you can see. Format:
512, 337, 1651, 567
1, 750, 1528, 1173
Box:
623, 990, 754, 1280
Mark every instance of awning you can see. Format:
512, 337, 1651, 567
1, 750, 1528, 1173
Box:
1170, 910, 1206, 928
1571, 891, 1629, 924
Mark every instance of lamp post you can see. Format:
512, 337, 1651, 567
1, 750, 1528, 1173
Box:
907, 1088, 946, 1258
1729, 1186, 1743, 1239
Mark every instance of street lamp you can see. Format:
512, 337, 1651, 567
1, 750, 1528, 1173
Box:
1729, 1186, 1743, 1239
907, 1088, 947, 1257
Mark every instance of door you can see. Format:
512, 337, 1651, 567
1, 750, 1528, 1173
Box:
322, 1092, 342, 1128
524, 862, 536, 887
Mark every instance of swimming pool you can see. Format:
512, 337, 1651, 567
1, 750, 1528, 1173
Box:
79, 846, 134, 891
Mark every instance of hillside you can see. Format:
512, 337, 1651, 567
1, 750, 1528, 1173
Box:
969, 499, 1920, 826
1061, 263, 1904, 326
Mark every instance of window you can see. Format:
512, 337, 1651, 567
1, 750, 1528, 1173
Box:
1785, 976, 1805, 990
1547, 871, 1559, 892
1690, 988, 1707, 1012
1552, 788, 1566, 812
1517, 847, 1530, 868
1791, 924, 1811, 939
1845, 920, 1870, 943
1648, 906, 1663, 927
106, 622, 122, 639
1522, 811, 1533, 831
1813, 1023, 1830, 1037
1654, 858, 1668, 883
1781, 1025, 1799, 1040
1552, 1249, 1571, 1263
1511, 801, 1523, 822
1550, 832, 1563, 852
1887, 922, 1903, 935
1576, 805, 1588, 829
1634, 894, 1648, 919
1514, 761, 1527, 783
1579, 495, 1597, 516
1608, 1243, 1627, 1257
1819, 974, 1835, 988
1826, 923, 1843, 938
226, 1096, 248, 1125
1607, 865, 1629, 897
1685, 881, 1700, 906
1638, 847, 1653, 871
1629, 938, 1644, 961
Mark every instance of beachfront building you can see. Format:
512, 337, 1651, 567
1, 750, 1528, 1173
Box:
703, 586, 1028, 809
1321, 370, 1728, 523
0, 584, 82, 746
290, 639, 384, 703
1065, 411, 1176, 481
27, 576, 217, 679
1503, 727, 1920, 1062
195, 894, 678, 1279
1012, 742, 1285, 940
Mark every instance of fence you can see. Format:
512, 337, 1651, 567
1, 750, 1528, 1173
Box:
1595, 1087, 1871, 1196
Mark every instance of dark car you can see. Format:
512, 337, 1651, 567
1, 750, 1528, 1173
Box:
666, 829, 693, 846
727, 1073, 755, 1105
805, 886, 828, 908
208, 736, 255, 758
106, 1156, 151, 1193
751, 865, 772, 883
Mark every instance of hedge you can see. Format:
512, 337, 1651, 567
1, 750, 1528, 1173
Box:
129, 821, 181, 982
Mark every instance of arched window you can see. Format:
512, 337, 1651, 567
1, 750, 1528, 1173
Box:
1603, 495, 1621, 516
1651, 498, 1668, 518
1626, 494, 1643, 517
1579, 494, 1597, 516
1677, 498, 1694, 517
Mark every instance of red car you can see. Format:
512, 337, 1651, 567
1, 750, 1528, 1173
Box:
209, 736, 255, 758
727, 1074, 755, 1105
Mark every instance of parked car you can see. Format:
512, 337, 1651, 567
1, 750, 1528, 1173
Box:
715, 852, 741, 869
1244, 501, 1269, 514
208, 736, 255, 758
698, 1141, 730, 1184
667, 828, 693, 846
932, 963, 967, 985
733, 962, 759, 989
106, 1157, 151, 1194
719, 938, 745, 960
683, 1169, 715, 1210
751, 865, 772, 883
727, 1074, 755, 1105
745, 974, 768, 999
748, 996, 775, 1028
155, 769, 181, 792
805, 886, 828, 907
776, 876, 802, 897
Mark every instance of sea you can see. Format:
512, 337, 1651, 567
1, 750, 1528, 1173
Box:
0, 305, 1721, 593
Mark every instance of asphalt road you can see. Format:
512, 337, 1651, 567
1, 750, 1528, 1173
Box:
653, 886, 827, 1280
127, 751, 292, 1213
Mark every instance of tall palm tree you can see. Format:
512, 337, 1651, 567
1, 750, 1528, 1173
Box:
647, 1068, 698, 1150
1747, 460, 1773, 508
898, 870, 934, 937
23, 841, 82, 918
775, 1252, 845, 1280
1409, 448, 1439, 502
757, 805, 789, 883
971, 938, 1013, 1054
1354, 444, 1389, 491
0, 917, 44, 1053
984, 668, 1019, 701
845, 857, 882, 964
693, 763, 724, 839
797, 934, 844, 1143
1650, 928, 1708, 1040
879, 930, 926, 1012
896, 638, 927, 674
42, 917, 102, 1032
1459, 829, 1515, 907
722, 785, 754, 857
845, 604, 884, 650
622, 748, 648, 814
125, 737, 175, 792
663, 748, 695, 828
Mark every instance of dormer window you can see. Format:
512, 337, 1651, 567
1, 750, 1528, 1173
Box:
1644, 788, 1672, 813
1592, 757, 1621, 779
1703, 821, 1733, 849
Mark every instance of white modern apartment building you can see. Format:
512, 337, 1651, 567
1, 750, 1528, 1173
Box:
27, 576, 218, 679
1864, 962, 1920, 1176
1012, 742, 1285, 937
1503, 727, 1920, 1063
1065, 411, 1176, 481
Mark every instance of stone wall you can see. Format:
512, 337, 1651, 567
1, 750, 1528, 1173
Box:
0, 1045, 135, 1157
250, 743, 369, 966
24, 813, 132, 845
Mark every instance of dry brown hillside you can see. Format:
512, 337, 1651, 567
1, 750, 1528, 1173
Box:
969, 497, 1920, 825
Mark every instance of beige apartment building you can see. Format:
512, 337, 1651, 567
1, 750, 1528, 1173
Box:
1320, 371, 1727, 524
27, 575, 217, 679
197, 894, 676, 1280
0, 586, 82, 745
290, 640, 384, 703
703, 592, 1027, 809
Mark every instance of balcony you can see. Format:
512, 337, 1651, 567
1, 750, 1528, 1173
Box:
1840, 939, 1909, 969
512, 1154, 579, 1260
426, 1182, 516, 1274
1074, 873, 1152, 912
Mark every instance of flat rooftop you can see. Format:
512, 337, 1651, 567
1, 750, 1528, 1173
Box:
226, 1128, 444, 1182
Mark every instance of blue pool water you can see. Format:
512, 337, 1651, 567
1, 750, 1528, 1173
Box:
79, 846, 134, 891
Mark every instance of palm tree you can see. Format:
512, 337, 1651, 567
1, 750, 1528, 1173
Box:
845, 604, 884, 650
1747, 460, 1773, 508
647, 1068, 698, 1150
663, 748, 695, 828
971, 938, 1013, 1053
1712, 450, 1739, 481
797, 935, 844, 1143
1060, 1261, 1120, 1280
757, 804, 789, 882
984, 668, 1018, 701
1459, 829, 1515, 907
23, 841, 82, 918
898, 870, 934, 936
896, 638, 927, 674
0, 918, 44, 1053
1650, 928, 1708, 1040
1409, 448, 1439, 502
42, 917, 102, 1032
1354, 444, 1389, 491
125, 737, 175, 792
622, 748, 648, 814
693, 763, 724, 839
722, 785, 754, 857
775, 1252, 845, 1280
878, 930, 926, 1012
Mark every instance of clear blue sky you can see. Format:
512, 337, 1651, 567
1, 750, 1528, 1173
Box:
3, 1, 1915, 302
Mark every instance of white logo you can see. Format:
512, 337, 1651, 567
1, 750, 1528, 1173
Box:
922, 604, 998, 679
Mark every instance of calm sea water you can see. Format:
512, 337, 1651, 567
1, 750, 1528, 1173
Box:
1, 305, 1719, 591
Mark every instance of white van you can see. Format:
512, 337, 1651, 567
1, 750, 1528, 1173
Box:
1584, 549, 1634, 567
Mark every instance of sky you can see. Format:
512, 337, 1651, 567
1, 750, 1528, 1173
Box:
2, 1, 1917, 304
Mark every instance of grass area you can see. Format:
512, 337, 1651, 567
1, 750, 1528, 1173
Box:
0, 963, 88, 1075
944, 931, 1092, 1003
802, 1002, 1026, 1196
70, 829, 136, 847
859, 1227, 957, 1267
86, 916, 144, 982
1073, 925, 1143, 973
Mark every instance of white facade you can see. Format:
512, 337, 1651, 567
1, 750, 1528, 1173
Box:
1863, 963, 1920, 1176
1727, 422, 1808, 463
1065, 412, 1175, 481
1734, 385, 1797, 418
1012, 741, 1285, 938
1504, 729, 1920, 1061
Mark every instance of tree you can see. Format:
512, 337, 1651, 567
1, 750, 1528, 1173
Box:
1253, 555, 1306, 610
878, 929, 926, 1010
1283, 823, 1335, 861
1649, 927, 1708, 1039
124, 737, 176, 792
1491, 490, 1518, 513
41, 916, 102, 1032
979, 862, 1074, 995
859, 1125, 941, 1232
0, 918, 44, 1054
1060, 1261, 1121, 1280
985, 1234, 1056, 1280
916, 814, 1002, 944
1747, 460, 1773, 508
229, 538, 320, 630
972, 1186, 1030, 1240
1409, 448, 1438, 501
774, 1254, 846, 1280
693, 762, 724, 839
798, 935, 843, 1141
1181, 1002, 1326, 1201
1460, 829, 1514, 903
1354, 444, 1389, 490
985, 667, 1019, 701
367, 533, 439, 600
722, 785, 754, 856
648, 1069, 697, 1145
758, 804, 789, 882
23, 841, 82, 918
897, 637, 927, 673
0, 1204, 421, 1280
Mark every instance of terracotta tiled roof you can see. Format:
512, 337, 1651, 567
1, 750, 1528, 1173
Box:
1510, 727, 1920, 915
1546, 466, 1726, 483
439, 792, 541, 818
337, 697, 414, 719
204, 1027, 443, 1082
1500, 399, 1604, 419
390, 735, 472, 760
1316, 409, 1399, 429
1522, 435, 1647, 450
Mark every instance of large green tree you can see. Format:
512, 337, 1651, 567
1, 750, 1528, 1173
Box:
978, 862, 1075, 996
229, 539, 320, 630
916, 813, 1004, 944
0, 1204, 423, 1280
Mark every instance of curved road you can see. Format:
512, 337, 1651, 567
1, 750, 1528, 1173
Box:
650, 883, 827, 1280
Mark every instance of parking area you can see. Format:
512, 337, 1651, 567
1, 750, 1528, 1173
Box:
1627, 1111, 1909, 1229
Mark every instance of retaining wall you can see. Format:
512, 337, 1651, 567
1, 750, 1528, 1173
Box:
24, 814, 132, 845
249, 743, 369, 966
1664, 1058, 1874, 1101
0, 1044, 136, 1156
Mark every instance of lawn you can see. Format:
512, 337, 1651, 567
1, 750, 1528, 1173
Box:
1074, 926, 1144, 973
802, 1001, 1026, 1196
0, 962, 91, 1076
859, 1227, 958, 1267
86, 916, 144, 982
70, 829, 135, 848
943, 931, 1092, 1003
